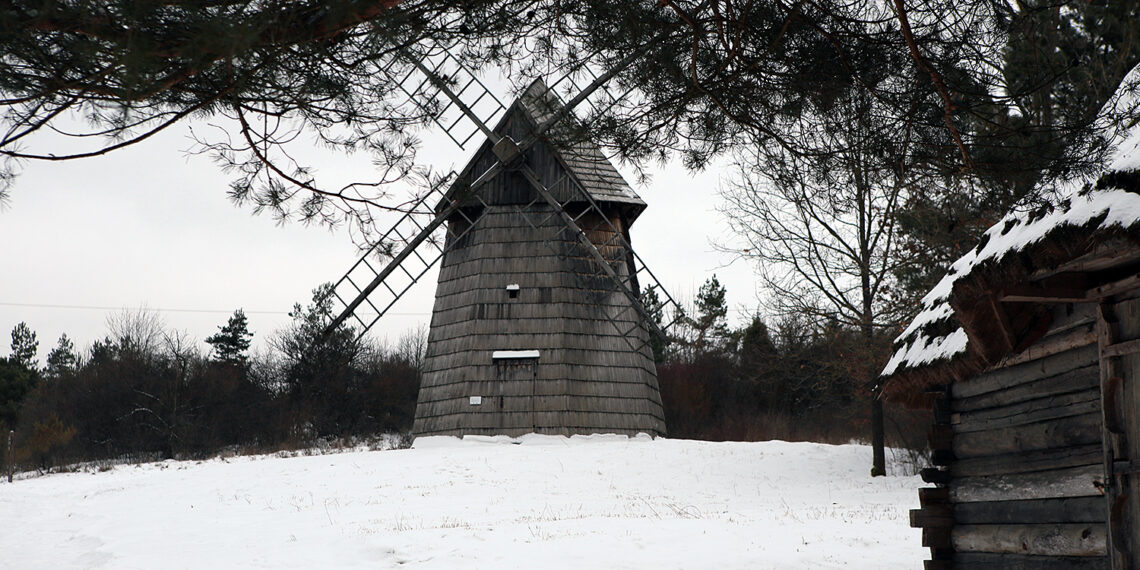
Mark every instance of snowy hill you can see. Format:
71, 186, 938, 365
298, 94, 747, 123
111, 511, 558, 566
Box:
0, 436, 924, 569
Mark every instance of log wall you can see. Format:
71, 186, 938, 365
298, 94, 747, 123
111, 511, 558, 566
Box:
913, 301, 1109, 568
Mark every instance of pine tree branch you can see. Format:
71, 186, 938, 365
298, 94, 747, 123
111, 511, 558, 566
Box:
891, 0, 974, 171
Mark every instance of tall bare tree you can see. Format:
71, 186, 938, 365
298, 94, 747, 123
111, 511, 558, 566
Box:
722, 88, 911, 475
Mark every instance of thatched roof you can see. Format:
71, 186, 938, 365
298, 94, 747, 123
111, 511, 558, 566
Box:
879, 129, 1140, 406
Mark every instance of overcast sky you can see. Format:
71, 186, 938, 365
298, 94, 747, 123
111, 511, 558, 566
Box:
0, 89, 759, 364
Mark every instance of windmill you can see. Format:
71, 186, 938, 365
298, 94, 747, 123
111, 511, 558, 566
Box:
323, 38, 682, 437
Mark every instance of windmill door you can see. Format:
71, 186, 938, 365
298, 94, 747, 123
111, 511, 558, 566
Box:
489, 357, 537, 434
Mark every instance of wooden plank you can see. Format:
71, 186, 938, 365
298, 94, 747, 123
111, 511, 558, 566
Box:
954, 496, 1106, 525
953, 364, 1100, 413
953, 412, 1102, 459
1035, 239, 1140, 279
1089, 272, 1140, 301
1096, 301, 1128, 569
1102, 337, 1140, 358
953, 552, 1106, 569
952, 524, 1106, 557
923, 527, 952, 549
1001, 292, 1088, 303
919, 487, 950, 505
1001, 275, 1089, 303
988, 293, 1017, 353
951, 444, 1103, 478
952, 390, 1100, 434
950, 464, 1104, 503
995, 326, 1097, 369
952, 344, 1098, 400
911, 504, 954, 528
921, 467, 951, 485
1044, 302, 1098, 336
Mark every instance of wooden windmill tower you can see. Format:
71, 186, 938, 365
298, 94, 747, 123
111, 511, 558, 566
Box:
413, 80, 663, 436
323, 42, 681, 437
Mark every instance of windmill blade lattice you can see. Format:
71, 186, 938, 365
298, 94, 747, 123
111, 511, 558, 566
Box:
325, 182, 489, 337
509, 165, 684, 356
326, 41, 680, 347
380, 38, 507, 150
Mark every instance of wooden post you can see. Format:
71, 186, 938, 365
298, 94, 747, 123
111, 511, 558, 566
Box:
1098, 301, 1129, 569
6, 430, 13, 483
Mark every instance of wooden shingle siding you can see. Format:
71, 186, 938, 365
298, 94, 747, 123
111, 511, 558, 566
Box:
412, 82, 665, 438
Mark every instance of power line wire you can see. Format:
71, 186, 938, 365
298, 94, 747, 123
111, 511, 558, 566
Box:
0, 302, 429, 317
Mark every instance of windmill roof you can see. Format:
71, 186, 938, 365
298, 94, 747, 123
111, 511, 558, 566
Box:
446, 78, 646, 216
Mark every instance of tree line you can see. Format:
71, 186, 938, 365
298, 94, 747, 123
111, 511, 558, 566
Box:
0, 285, 421, 472
1, 275, 929, 474
650, 276, 927, 459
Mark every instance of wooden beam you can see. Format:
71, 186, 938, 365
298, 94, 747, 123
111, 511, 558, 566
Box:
952, 362, 1099, 413
953, 552, 1108, 569
922, 561, 952, 570
1102, 338, 1140, 359
951, 341, 1098, 400
952, 523, 1106, 557
952, 390, 1100, 434
1095, 301, 1128, 569
1000, 273, 1088, 303
950, 464, 1104, 503
1001, 292, 1088, 303
954, 497, 1106, 525
920, 487, 950, 504
951, 444, 1103, 478
1037, 239, 1140, 279
996, 326, 1097, 369
989, 294, 1017, 353
953, 412, 1101, 459
911, 504, 954, 528
999, 270, 1140, 305
921, 467, 952, 485
923, 526, 953, 548
1088, 272, 1140, 301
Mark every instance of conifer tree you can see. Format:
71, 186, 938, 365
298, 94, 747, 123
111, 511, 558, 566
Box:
205, 309, 254, 367
9, 322, 38, 370
690, 275, 730, 357
640, 288, 668, 364
44, 334, 78, 379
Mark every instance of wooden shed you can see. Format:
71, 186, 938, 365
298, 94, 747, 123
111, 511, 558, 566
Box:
411, 80, 666, 438
879, 150, 1140, 567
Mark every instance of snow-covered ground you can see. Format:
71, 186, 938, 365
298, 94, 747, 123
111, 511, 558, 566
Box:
1, 436, 925, 569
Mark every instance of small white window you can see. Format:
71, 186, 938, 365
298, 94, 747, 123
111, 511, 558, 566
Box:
469, 396, 482, 405
506, 283, 520, 299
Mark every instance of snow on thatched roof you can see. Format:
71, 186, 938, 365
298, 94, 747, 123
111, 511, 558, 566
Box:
880, 68, 1140, 391
881, 185, 1140, 378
